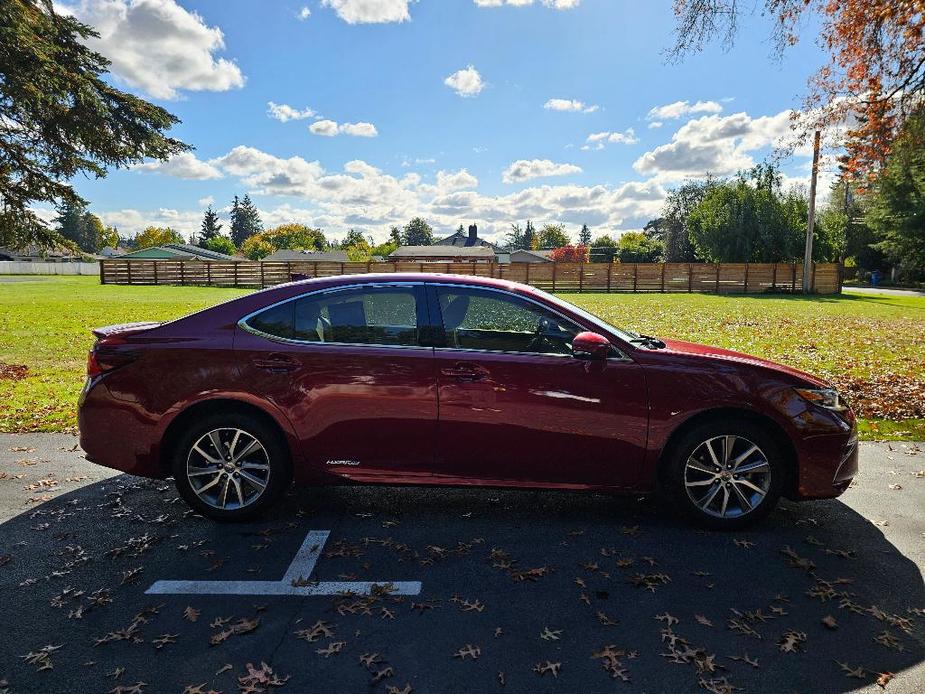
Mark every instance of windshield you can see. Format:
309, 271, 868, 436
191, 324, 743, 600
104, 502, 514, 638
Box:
530, 288, 638, 343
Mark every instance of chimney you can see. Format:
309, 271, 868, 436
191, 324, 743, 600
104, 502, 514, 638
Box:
468, 223, 478, 243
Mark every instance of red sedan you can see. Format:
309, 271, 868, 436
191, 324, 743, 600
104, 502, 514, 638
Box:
78, 274, 858, 528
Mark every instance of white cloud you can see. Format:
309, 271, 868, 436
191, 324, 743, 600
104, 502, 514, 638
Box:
502, 159, 582, 184
436, 169, 479, 191
59, 0, 244, 100
633, 110, 794, 180
475, 1, 581, 9
321, 0, 414, 24
582, 128, 638, 150
648, 121, 663, 129
134, 152, 223, 180
297, 6, 311, 20
197, 196, 214, 207
544, 98, 599, 113
444, 66, 484, 97
267, 102, 316, 122
646, 100, 723, 121
309, 119, 379, 137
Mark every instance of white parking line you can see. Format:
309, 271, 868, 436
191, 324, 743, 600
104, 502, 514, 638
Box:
145, 529, 422, 596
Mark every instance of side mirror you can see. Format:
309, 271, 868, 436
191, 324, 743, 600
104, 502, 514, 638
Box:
572, 331, 611, 361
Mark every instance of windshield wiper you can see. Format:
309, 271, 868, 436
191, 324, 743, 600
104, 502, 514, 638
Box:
629, 334, 666, 349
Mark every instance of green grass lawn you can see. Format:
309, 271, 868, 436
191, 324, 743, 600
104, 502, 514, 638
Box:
2, 276, 923, 439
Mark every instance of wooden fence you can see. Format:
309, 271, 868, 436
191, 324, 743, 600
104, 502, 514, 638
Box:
99, 260, 842, 294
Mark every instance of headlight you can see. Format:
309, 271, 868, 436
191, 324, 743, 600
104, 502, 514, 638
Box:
794, 387, 846, 412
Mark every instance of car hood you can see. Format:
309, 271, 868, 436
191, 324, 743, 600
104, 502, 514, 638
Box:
657, 338, 829, 387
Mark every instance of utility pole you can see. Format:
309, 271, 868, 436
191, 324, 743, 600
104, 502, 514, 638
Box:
803, 130, 821, 294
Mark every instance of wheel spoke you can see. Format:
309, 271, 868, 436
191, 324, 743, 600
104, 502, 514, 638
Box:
705, 439, 722, 468
188, 466, 220, 478
192, 444, 221, 465
208, 430, 225, 458
232, 476, 245, 507
698, 482, 722, 510
195, 474, 222, 496
686, 477, 718, 487
735, 478, 767, 495
687, 460, 717, 476
723, 435, 736, 465
240, 461, 270, 472
732, 444, 759, 469
219, 475, 231, 508
719, 485, 730, 516
233, 438, 263, 463
735, 459, 769, 475
239, 470, 267, 490
228, 429, 243, 458
731, 482, 754, 511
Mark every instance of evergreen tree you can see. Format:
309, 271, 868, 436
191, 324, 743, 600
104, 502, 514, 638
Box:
389, 226, 402, 246
230, 194, 263, 246
523, 220, 537, 250
55, 199, 102, 252
402, 217, 435, 245
578, 224, 592, 245
505, 224, 524, 251
199, 206, 223, 246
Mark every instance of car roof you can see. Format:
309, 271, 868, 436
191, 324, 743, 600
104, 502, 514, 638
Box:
277, 272, 536, 295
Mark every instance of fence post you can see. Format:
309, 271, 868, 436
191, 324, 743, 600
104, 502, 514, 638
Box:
633, 263, 638, 292
579, 262, 584, 293
260, 262, 265, 288
367, 261, 372, 275
525, 262, 530, 286
688, 263, 693, 292
660, 263, 666, 293
207, 262, 212, 286
715, 264, 720, 293
811, 262, 816, 293
791, 263, 797, 293
552, 263, 557, 292
607, 262, 613, 293
771, 263, 777, 290
99, 260, 107, 284
743, 263, 749, 293
837, 261, 843, 294
153, 262, 159, 285
126, 261, 132, 285
340, 262, 345, 276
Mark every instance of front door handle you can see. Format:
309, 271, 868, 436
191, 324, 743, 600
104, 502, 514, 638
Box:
442, 363, 489, 382
253, 353, 299, 373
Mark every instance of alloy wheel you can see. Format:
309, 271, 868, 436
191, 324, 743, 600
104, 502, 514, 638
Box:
683, 435, 771, 519
186, 428, 271, 510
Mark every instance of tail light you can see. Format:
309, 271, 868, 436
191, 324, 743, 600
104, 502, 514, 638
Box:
86, 343, 138, 378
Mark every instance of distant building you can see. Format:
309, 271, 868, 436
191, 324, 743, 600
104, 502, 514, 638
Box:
435, 224, 504, 253
116, 243, 238, 261
509, 249, 553, 263
261, 249, 349, 262
99, 246, 129, 258
388, 245, 497, 263
0, 244, 84, 262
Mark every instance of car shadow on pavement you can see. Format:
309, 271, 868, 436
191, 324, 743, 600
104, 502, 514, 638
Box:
0, 475, 922, 693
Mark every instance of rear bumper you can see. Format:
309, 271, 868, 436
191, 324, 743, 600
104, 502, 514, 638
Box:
78, 377, 165, 478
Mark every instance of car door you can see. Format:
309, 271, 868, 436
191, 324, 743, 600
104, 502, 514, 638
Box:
428, 284, 648, 489
234, 283, 437, 483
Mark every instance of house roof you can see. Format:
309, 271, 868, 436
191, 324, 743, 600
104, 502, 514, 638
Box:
510, 249, 553, 261
0, 244, 81, 259
262, 250, 349, 262
389, 245, 497, 258
116, 243, 238, 261
435, 229, 504, 253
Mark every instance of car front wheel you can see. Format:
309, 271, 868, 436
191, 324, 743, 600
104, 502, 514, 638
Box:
665, 420, 784, 529
171, 413, 291, 521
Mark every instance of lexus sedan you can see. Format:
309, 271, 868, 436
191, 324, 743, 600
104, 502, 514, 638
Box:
78, 273, 858, 528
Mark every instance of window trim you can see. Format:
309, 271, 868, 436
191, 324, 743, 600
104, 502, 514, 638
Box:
237, 282, 429, 350
427, 282, 631, 361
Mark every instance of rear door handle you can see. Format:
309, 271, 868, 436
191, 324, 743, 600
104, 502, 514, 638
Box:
441, 363, 489, 382
253, 353, 299, 373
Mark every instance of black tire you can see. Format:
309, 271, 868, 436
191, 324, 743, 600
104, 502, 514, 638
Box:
663, 419, 785, 530
171, 412, 292, 521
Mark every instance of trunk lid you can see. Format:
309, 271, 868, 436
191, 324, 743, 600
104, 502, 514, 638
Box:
91, 322, 163, 341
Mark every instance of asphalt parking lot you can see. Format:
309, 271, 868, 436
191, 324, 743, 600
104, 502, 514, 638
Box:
0, 434, 923, 693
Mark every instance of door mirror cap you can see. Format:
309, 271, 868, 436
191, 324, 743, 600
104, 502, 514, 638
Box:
572, 331, 611, 360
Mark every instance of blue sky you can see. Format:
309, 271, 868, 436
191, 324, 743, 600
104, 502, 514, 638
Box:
55, 0, 830, 244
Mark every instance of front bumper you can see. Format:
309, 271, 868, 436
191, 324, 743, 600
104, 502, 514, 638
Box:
792, 417, 858, 500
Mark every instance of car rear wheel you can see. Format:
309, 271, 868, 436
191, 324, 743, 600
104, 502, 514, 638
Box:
664, 420, 784, 529
171, 413, 291, 521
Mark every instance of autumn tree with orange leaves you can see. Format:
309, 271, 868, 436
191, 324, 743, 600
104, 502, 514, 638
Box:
669, 0, 925, 180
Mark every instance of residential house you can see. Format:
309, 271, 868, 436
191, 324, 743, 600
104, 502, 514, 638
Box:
509, 249, 553, 263
435, 224, 505, 254
388, 245, 497, 263
261, 250, 349, 262
0, 244, 84, 262
116, 243, 238, 261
